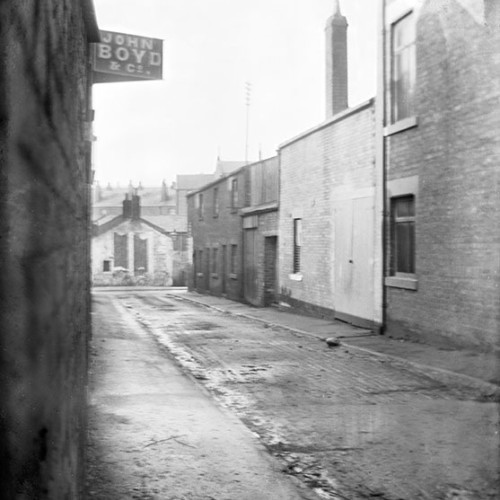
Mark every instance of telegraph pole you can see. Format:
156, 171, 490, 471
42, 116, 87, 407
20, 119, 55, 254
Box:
245, 81, 252, 164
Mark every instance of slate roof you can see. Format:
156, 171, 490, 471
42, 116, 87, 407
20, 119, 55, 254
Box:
176, 174, 215, 191
141, 215, 188, 233
93, 186, 175, 207
214, 160, 247, 178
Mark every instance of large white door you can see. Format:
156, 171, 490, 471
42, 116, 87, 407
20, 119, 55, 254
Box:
334, 196, 374, 326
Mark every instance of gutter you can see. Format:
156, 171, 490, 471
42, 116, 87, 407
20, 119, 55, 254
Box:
376, 0, 387, 333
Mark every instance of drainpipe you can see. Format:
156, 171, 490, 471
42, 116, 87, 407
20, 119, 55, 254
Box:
375, 0, 387, 334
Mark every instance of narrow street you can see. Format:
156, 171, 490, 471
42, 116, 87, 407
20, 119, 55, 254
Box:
87, 289, 499, 500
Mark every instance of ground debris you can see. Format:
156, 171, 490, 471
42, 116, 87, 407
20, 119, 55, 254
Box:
325, 337, 341, 347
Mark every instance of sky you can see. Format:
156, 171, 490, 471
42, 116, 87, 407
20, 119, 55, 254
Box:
92, 0, 377, 186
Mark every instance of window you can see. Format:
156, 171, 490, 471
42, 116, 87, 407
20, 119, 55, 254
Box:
230, 178, 238, 210
198, 193, 204, 220
391, 12, 416, 123
114, 233, 128, 268
134, 234, 148, 273
103, 260, 111, 272
212, 247, 218, 274
391, 196, 415, 275
230, 244, 237, 273
213, 187, 219, 217
293, 218, 302, 273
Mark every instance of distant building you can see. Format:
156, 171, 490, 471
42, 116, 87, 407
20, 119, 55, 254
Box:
187, 168, 246, 300
176, 174, 215, 216
92, 194, 189, 286
176, 157, 246, 216
380, 0, 500, 349
187, 157, 279, 305
240, 156, 280, 306
93, 180, 176, 220
214, 157, 247, 178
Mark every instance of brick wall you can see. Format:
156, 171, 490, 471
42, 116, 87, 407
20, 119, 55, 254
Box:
384, 0, 500, 350
278, 102, 376, 321
188, 170, 245, 301
242, 210, 279, 306
0, 2, 96, 497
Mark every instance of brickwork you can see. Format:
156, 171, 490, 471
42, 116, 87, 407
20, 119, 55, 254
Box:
188, 169, 245, 301
0, 1, 97, 497
278, 102, 376, 321
242, 210, 279, 306
188, 158, 280, 306
384, 0, 500, 350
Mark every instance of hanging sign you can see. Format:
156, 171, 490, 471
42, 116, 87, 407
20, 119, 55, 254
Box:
92, 30, 163, 83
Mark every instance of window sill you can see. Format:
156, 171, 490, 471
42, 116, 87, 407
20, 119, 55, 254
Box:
385, 276, 418, 290
211, 273, 219, 279
289, 273, 303, 282
384, 116, 418, 136
229, 273, 238, 280
196, 272, 203, 277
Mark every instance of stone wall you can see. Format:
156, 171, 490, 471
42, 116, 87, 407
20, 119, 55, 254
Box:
0, 1, 97, 497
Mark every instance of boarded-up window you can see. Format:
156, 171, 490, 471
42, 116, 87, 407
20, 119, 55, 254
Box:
391, 196, 415, 274
114, 233, 128, 269
134, 234, 148, 273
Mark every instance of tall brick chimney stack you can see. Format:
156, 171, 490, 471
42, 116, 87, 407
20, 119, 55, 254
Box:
325, 0, 348, 118
131, 190, 141, 220
123, 194, 132, 218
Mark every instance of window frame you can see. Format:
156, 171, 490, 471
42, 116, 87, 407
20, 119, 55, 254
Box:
390, 11, 416, 125
212, 247, 218, 275
230, 244, 237, 274
390, 195, 416, 277
230, 178, 238, 212
293, 218, 302, 274
198, 193, 204, 220
213, 187, 219, 218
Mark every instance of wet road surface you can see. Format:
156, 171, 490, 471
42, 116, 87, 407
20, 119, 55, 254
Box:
86, 292, 313, 500
88, 289, 500, 500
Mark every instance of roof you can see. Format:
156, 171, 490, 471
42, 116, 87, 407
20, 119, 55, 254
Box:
141, 215, 188, 233
214, 160, 247, 178
92, 214, 187, 238
93, 214, 120, 226
93, 186, 175, 207
176, 174, 215, 191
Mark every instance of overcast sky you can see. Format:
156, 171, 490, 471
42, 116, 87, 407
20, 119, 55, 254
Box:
92, 0, 377, 186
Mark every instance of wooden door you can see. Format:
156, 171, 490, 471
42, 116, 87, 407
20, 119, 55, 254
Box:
334, 196, 374, 326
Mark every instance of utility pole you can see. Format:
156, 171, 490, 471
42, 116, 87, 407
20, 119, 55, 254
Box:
245, 81, 252, 164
